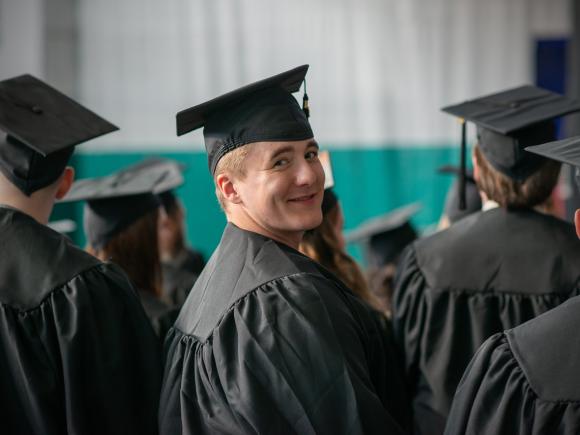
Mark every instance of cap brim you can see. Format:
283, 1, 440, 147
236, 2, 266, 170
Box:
344, 202, 422, 243
525, 136, 580, 168
441, 85, 580, 134
60, 160, 184, 202
176, 65, 309, 136
0, 74, 118, 156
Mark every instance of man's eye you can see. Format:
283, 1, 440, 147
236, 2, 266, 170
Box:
274, 159, 289, 167
305, 150, 319, 160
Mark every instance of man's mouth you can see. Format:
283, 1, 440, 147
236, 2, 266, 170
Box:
288, 193, 318, 202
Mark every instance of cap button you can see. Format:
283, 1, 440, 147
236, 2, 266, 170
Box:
31, 106, 43, 114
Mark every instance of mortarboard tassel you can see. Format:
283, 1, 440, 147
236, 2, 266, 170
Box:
302, 79, 310, 119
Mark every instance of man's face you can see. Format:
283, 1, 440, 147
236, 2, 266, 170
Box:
233, 139, 325, 243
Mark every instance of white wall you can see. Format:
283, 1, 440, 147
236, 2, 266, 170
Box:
72, 0, 570, 151
0, 0, 45, 79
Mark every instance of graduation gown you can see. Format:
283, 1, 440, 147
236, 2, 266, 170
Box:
0, 206, 162, 435
159, 223, 410, 435
161, 248, 201, 308
392, 207, 580, 435
445, 295, 580, 435
139, 289, 179, 340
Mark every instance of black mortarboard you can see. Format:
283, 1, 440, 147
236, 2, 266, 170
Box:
110, 157, 187, 214
61, 160, 183, 249
526, 136, 580, 188
438, 165, 482, 223
442, 85, 580, 207
345, 203, 421, 267
176, 65, 313, 175
0, 74, 118, 195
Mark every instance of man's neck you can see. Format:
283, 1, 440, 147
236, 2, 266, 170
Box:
226, 212, 302, 250
0, 196, 52, 224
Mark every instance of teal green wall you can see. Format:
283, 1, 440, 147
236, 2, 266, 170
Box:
51, 146, 461, 260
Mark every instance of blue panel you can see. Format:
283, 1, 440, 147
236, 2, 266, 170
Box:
536, 38, 569, 138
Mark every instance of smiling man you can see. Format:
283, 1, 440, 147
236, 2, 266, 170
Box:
159, 66, 409, 435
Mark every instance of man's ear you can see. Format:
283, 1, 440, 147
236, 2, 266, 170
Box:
216, 173, 242, 204
575, 209, 580, 239
55, 166, 75, 199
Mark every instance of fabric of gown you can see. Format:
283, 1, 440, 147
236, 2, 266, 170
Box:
161, 247, 201, 308
445, 294, 580, 435
139, 289, 180, 341
392, 207, 580, 435
159, 223, 410, 435
0, 206, 163, 435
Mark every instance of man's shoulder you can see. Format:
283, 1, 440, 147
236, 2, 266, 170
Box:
0, 208, 121, 310
506, 295, 580, 402
175, 224, 331, 338
410, 209, 580, 294
416, 208, 577, 255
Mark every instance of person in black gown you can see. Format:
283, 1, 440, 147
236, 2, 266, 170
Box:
159, 65, 410, 434
0, 74, 162, 435
111, 156, 204, 308
62, 159, 183, 341
436, 165, 482, 230
158, 189, 204, 307
392, 85, 580, 435
445, 136, 580, 435
345, 203, 420, 317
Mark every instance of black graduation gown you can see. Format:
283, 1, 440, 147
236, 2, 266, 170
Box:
392, 208, 580, 435
445, 295, 580, 435
159, 223, 410, 435
161, 248, 201, 308
0, 206, 162, 435
139, 289, 180, 340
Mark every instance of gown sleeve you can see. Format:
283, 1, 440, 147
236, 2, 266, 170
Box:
392, 246, 429, 390
57, 264, 163, 434
160, 273, 405, 435
392, 245, 448, 434
1, 263, 163, 435
444, 333, 580, 435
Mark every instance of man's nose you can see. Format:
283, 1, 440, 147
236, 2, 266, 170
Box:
295, 158, 322, 187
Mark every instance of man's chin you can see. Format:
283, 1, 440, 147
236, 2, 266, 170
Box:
299, 213, 323, 231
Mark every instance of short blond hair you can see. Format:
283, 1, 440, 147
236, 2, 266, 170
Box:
214, 144, 254, 210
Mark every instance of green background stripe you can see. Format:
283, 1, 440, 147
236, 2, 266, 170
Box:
51, 146, 461, 260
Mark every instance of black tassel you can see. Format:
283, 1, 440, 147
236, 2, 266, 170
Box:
302, 79, 310, 118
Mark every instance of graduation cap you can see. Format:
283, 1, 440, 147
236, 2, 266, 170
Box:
345, 203, 421, 267
111, 157, 187, 213
438, 165, 482, 223
176, 65, 313, 175
441, 85, 580, 208
526, 136, 580, 188
0, 74, 118, 195
61, 159, 184, 249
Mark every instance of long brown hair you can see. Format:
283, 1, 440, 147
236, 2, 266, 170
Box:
87, 208, 162, 297
300, 203, 381, 312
